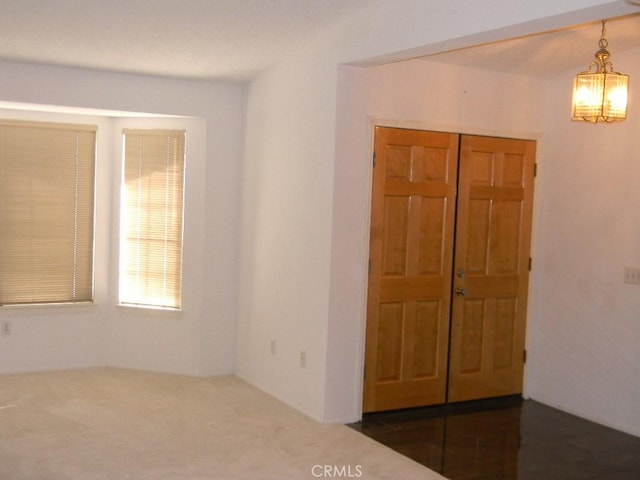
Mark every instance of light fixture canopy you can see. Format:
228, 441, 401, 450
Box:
571, 20, 629, 123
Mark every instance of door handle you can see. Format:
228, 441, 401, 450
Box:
455, 288, 467, 297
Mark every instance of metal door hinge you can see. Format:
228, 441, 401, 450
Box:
528, 257, 532, 271
523, 349, 527, 364
534, 163, 538, 177
373, 152, 376, 168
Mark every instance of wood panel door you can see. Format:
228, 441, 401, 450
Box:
364, 128, 536, 412
363, 127, 459, 413
448, 135, 535, 402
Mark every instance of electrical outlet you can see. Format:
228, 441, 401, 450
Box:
300, 351, 307, 368
624, 267, 640, 285
270, 339, 276, 356
1, 321, 11, 336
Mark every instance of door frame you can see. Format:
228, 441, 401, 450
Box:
356, 117, 540, 418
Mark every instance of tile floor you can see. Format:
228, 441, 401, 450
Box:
348, 397, 640, 480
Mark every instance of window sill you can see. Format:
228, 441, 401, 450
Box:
117, 303, 182, 313
0, 301, 95, 310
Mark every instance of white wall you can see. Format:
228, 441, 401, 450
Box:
327, 12, 640, 433
237, 0, 638, 423
236, 45, 339, 419
0, 60, 244, 377
326, 60, 546, 423
526, 44, 640, 437
328, 54, 640, 436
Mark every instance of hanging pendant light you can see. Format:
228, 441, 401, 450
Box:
571, 20, 629, 123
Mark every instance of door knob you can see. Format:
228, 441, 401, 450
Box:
455, 288, 467, 297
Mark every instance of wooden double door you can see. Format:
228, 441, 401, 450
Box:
363, 127, 535, 412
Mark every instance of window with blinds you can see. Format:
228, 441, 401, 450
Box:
0, 120, 96, 306
119, 129, 185, 310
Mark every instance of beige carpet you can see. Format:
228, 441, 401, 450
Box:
0, 368, 445, 479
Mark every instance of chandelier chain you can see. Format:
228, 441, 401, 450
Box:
599, 20, 608, 49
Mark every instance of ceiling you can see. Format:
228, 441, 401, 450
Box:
423, 13, 640, 77
0, 1, 638, 82
0, 0, 374, 82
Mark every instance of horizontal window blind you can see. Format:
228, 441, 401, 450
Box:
120, 129, 185, 310
0, 120, 96, 306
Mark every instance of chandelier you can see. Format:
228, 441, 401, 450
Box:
571, 20, 629, 123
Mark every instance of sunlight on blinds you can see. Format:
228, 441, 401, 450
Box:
119, 129, 185, 310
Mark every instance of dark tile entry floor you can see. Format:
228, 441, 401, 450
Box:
348, 398, 640, 480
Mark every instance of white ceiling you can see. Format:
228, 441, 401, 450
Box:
422, 13, 640, 77
0, 0, 375, 82
0, 1, 638, 82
